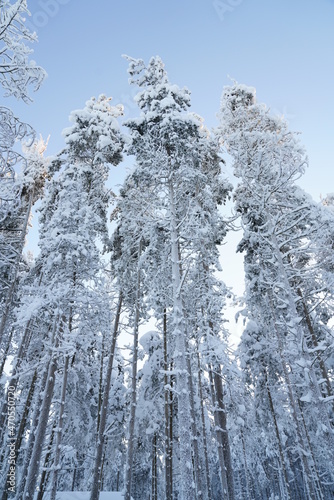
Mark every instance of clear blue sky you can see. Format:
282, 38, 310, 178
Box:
7, 0, 334, 201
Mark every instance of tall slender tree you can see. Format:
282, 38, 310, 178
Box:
16, 95, 124, 499
218, 83, 334, 498
118, 55, 233, 499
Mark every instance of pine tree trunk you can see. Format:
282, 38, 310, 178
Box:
168, 179, 195, 500
0, 319, 33, 445
186, 345, 204, 500
22, 315, 60, 499
271, 232, 334, 452
23, 353, 58, 499
0, 327, 13, 379
152, 432, 158, 500
36, 420, 57, 500
169, 364, 174, 498
0, 369, 37, 499
50, 286, 77, 500
268, 292, 318, 500
297, 398, 325, 500
97, 334, 105, 433
16, 369, 38, 455
16, 315, 59, 498
265, 369, 291, 499
208, 364, 228, 499
0, 191, 33, 345
90, 292, 122, 500
196, 349, 212, 500
297, 289, 334, 420
240, 430, 251, 500
213, 365, 234, 500
124, 239, 143, 500
16, 365, 50, 498
163, 308, 173, 500
50, 354, 70, 500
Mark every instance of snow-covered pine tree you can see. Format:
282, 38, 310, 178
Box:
0, 139, 49, 494
0, 1, 46, 426
119, 55, 233, 500
13, 95, 124, 499
0, 0, 46, 349
0, 111, 44, 348
218, 83, 334, 499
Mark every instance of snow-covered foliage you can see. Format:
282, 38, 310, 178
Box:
108, 55, 234, 500
219, 83, 334, 499
0, 0, 46, 101
0, 46, 333, 500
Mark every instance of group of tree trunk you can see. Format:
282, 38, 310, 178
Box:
0, 3, 333, 500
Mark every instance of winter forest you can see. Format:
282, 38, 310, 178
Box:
0, 2, 334, 500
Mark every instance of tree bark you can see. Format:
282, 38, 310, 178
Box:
265, 369, 291, 499
22, 314, 60, 499
213, 365, 234, 500
196, 348, 212, 500
152, 432, 158, 500
208, 364, 228, 499
50, 353, 70, 500
36, 420, 57, 500
168, 179, 195, 500
90, 292, 123, 500
124, 239, 143, 500
0, 191, 33, 345
163, 308, 173, 500
186, 344, 204, 500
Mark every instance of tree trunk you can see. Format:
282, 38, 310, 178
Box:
297, 398, 325, 500
50, 354, 70, 500
168, 179, 195, 500
16, 315, 59, 498
90, 292, 122, 500
124, 239, 143, 500
0, 319, 34, 445
241, 430, 251, 500
297, 289, 333, 396
271, 232, 334, 452
163, 308, 173, 500
213, 365, 234, 500
268, 292, 318, 500
208, 364, 228, 499
0, 191, 33, 345
0, 327, 13, 379
23, 314, 60, 499
16, 365, 49, 497
97, 333, 105, 433
152, 432, 158, 500
196, 349, 212, 500
186, 344, 204, 500
0, 369, 37, 500
265, 369, 291, 499
36, 420, 57, 500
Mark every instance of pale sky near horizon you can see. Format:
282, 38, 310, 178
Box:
4, 0, 334, 343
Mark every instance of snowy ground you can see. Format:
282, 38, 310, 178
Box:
34, 493, 127, 500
